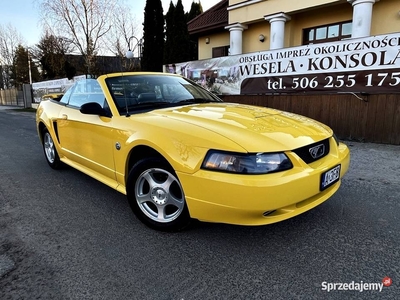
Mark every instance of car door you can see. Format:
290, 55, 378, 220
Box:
56, 79, 117, 184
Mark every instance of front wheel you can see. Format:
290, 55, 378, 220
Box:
127, 158, 191, 231
42, 128, 61, 169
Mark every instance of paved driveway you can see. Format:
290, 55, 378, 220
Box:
0, 108, 399, 300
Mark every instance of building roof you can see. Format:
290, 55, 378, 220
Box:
188, 0, 228, 36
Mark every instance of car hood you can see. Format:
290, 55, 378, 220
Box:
151, 102, 333, 152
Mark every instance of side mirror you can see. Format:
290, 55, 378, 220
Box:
80, 102, 111, 117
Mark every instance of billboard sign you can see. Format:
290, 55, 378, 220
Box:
32, 75, 86, 103
165, 32, 400, 95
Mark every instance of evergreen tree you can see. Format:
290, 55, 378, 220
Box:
164, 0, 193, 65
170, 0, 191, 64
164, 2, 175, 65
142, 0, 164, 72
187, 1, 203, 61
36, 33, 75, 80
64, 60, 77, 80
187, 1, 203, 22
11, 45, 40, 88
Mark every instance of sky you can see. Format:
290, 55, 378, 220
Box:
0, 0, 218, 46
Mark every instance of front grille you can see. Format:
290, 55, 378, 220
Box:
293, 138, 330, 164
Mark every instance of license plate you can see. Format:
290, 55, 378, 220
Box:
320, 165, 341, 191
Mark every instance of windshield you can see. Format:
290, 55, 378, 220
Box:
105, 74, 223, 114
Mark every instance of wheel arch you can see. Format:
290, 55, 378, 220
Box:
38, 121, 47, 144
125, 145, 170, 185
124, 137, 206, 186
125, 151, 192, 231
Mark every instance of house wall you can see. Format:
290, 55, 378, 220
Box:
228, 0, 344, 24
289, 4, 352, 46
199, 32, 230, 59
371, 0, 400, 35
242, 22, 271, 53
197, 0, 400, 61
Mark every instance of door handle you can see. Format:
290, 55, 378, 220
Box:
61, 114, 68, 120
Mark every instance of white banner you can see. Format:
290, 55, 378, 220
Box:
165, 32, 400, 95
32, 75, 86, 102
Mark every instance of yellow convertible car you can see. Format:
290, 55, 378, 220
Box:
36, 72, 350, 231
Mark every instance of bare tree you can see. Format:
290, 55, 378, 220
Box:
107, 2, 140, 57
39, 0, 117, 74
103, 2, 142, 71
0, 23, 24, 88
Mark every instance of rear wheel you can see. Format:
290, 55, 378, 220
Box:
42, 128, 61, 169
127, 158, 190, 231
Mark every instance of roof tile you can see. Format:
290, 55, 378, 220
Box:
188, 0, 228, 35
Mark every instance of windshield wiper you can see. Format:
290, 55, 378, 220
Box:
128, 101, 171, 110
177, 98, 215, 104
138, 101, 170, 105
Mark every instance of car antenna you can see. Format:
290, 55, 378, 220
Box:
122, 73, 130, 117
124, 93, 130, 117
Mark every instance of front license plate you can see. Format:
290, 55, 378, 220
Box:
320, 165, 341, 191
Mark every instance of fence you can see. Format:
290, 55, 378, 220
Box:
0, 88, 24, 106
1, 86, 399, 145
222, 93, 400, 145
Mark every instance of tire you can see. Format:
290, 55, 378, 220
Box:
42, 128, 61, 169
126, 157, 191, 231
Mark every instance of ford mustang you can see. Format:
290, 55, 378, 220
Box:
36, 72, 350, 231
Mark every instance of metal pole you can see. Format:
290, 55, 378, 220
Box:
28, 51, 32, 84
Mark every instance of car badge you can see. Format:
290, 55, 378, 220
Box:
309, 144, 325, 159
115, 142, 121, 150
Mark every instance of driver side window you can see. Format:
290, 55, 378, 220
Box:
67, 79, 107, 109
59, 85, 75, 105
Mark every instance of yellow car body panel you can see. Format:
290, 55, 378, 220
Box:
178, 140, 349, 225
36, 72, 350, 227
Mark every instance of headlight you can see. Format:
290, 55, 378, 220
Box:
201, 151, 293, 174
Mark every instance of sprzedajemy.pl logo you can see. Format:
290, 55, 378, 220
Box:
321, 277, 392, 292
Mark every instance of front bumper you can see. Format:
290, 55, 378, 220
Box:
177, 140, 350, 225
